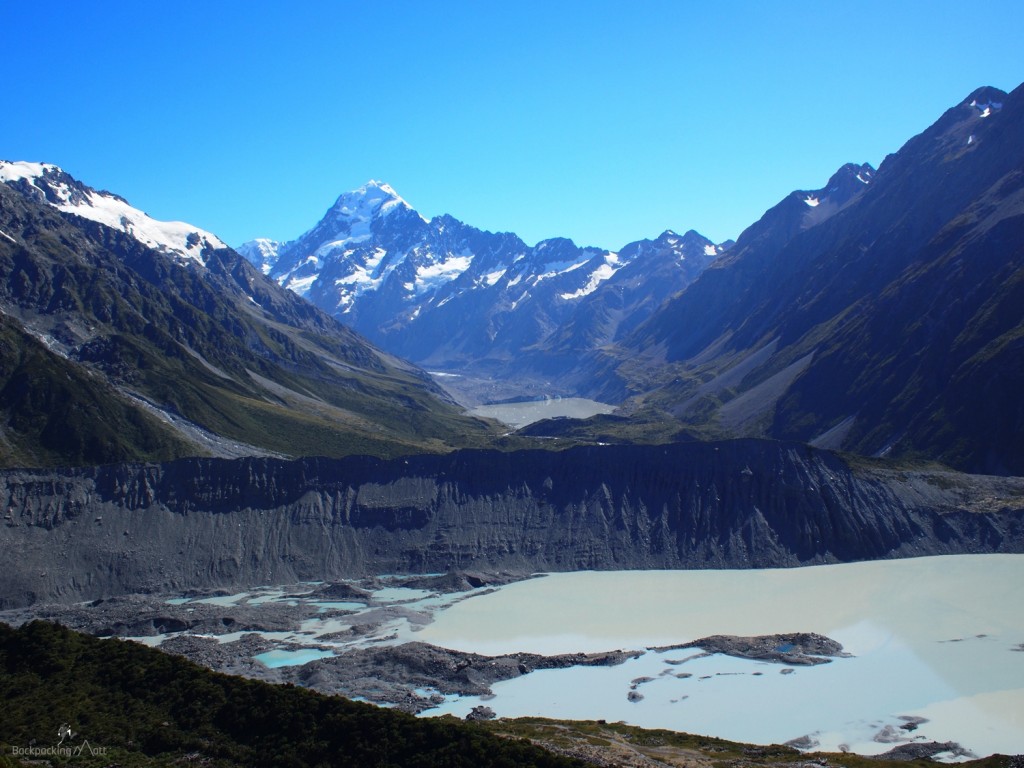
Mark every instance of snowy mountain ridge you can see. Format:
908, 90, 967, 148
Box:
0, 160, 225, 264
239, 181, 725, 378
241, 180, 725, 307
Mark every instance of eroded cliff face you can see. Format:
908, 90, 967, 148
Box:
2, 440, 1022, 608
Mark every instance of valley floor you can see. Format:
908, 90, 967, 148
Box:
4, 555, 1023, 762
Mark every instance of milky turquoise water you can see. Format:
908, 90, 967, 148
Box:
254, 648, 335, 668
468, 397, 615, 429
417, 555, 1024, 759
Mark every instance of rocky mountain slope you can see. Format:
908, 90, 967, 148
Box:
574, 85, 1024, 475
0, 163, 497, 466
2, 439, 1021, 608
239, 183, 723, 392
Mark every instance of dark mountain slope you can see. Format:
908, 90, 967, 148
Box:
592, 84, 1023, 474
0, 312, 197, 466
526, 230, 722, 382
0, 172, 497, 467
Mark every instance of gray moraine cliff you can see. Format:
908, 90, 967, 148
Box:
2, 439, 1023, 609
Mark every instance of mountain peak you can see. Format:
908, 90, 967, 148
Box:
364, 178, 398, 195
964, 85, 1008, 108
331, 179, 414, 221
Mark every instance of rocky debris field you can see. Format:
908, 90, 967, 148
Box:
1, 572, 650, 712
0, 575, 852, 717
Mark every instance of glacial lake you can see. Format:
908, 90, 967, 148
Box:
468, 397, 616, 429
416, 555, 1024, 759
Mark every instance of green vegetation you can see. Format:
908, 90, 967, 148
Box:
0, 315, 199, 467
0, 621, 584, 768
514, 408, 717, 447
0, 185, 501, 468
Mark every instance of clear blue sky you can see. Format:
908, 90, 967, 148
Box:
3, 1, 1022, 250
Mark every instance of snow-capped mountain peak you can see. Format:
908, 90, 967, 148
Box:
330, 179, 422, 223
261, 179, 432, 291
0, 160, 225, 264
239, 179, 724, 369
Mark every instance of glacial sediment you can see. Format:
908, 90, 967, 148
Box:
2, 440, 1023, 608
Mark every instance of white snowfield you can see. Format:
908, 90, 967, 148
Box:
0, 160, 226, 264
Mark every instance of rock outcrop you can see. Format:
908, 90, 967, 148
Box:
2, 439, 1023, 608
651, 632, 847, 665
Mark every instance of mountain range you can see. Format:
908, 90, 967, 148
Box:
1, 82, 1021, 476
239, 84, 1023, 474
0, 162, 496, 467
2, 82, 1023, 765
584, 85, 1024, 475
238, 185, 725, 400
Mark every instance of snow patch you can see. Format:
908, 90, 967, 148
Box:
969, 99, 1003, 116
510, 291, 530, 311
285, 274, 317, 296
316, 233, 372, 255
414, 254, 472, 293
804, 195, 820, 207
482, 269, 506, 286
0, 228, 16, 244
331, 247, 389, 293
560, 261, 617, 300
703, 244, 717, 256
968, 98, 1002, 120
532, 257, 591, 285
548, 258, 589, 274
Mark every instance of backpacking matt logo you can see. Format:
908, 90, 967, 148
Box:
8, 723, 108, 758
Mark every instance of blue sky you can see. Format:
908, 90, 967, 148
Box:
4, 1, 1022, 250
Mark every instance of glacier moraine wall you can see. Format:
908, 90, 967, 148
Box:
1, 439, 1022, 608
